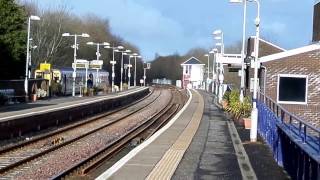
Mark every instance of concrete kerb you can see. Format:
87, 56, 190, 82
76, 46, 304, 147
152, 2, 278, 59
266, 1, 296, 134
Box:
96, 88, 193, 180
211, 92, 257, 180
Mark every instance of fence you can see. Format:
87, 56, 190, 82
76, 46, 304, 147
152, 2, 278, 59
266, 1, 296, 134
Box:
258, 92, 320, 179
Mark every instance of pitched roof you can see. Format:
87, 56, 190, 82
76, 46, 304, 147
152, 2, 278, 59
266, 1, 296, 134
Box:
250, 36, 286, 52
181, 57, 205, 65
260, 44, 320, 63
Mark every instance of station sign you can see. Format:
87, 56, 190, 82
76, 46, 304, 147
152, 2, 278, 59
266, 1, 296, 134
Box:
40, 63, 51, 71
90, 60, 103, 70
146, 63, 151, 69
72, 59, 89, 69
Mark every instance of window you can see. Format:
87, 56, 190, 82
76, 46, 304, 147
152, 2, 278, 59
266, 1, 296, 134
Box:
277, 74, 308, 104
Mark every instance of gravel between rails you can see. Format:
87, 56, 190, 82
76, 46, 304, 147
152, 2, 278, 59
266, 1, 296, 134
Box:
0, 90, 159, 178
3, 89, 172, 179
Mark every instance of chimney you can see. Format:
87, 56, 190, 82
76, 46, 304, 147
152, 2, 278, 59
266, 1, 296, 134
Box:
313, 1, 320, 42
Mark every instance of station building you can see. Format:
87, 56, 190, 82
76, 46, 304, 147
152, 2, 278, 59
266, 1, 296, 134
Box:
181, 57, 205, 89
243, 1, 320, 126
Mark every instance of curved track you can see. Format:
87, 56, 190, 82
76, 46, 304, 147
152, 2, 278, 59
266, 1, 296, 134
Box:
0, 87, 185, 179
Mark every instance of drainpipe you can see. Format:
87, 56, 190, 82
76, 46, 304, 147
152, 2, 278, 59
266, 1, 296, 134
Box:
260, 65, 267, 103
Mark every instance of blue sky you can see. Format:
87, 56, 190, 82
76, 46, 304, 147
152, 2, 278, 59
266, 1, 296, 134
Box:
34, 0, 315, 59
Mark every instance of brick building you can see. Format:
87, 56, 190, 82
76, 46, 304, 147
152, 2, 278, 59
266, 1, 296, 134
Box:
259, 44, 320, 126
245, 36, 320, 126
313, 1, 320, 42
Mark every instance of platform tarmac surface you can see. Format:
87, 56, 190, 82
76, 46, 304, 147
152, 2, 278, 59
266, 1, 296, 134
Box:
97, 89, 257, 180
173, 91, 256, 180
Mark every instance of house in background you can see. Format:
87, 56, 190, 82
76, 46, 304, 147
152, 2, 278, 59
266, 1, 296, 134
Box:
181, 57, 205, 89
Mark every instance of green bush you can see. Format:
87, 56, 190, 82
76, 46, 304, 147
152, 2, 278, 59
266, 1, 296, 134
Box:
225, 90, 252, 119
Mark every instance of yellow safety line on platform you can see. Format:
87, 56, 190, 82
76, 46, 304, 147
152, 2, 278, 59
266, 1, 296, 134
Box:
146, 90, 204, 180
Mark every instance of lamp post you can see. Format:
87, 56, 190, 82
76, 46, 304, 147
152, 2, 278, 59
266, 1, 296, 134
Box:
143, 62, 151, 87
131, 53, 141, 87
213, 30, 225, 103
28, 39, 37, 78
204, 54, 210, 91
105, 45, 123, 93
251, 0, 261, 142
213, 29, 224, 55
127, 55, 134, 89
230, 0, 247, 103
87, 42, 110, 85
25, 15, 40, 99
62, 32, 90, 97
115, 49, 131, 91
211, 48, 218, 94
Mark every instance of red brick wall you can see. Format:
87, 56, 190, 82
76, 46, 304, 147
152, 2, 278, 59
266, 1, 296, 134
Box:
262, 50, 320, 127
313, 3, 320, 42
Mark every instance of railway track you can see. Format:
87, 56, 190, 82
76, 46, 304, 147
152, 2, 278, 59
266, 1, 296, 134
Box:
0, 89, 159, 178
0, 87, 184, 179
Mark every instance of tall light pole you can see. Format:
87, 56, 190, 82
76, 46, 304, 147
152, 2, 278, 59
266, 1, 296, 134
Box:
115, 49, 131, 91
62, 33, 90, 97
131, 53, 141, 87
28, 39, 37, 78
87, 42, 110, 85
143, 62, 151, 87
25, 15, 40, 99
250, 0, 260, 142
230, 0, 247, 103
204, 54, 210, 91
127, 55, 133, 89
211, 48, 218, 94
213, 29, 225, 103
105, 45, 123, 93
213, 29, 224, 55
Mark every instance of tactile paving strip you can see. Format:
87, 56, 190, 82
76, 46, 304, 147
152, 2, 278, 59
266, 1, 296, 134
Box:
146, 90, 204, 180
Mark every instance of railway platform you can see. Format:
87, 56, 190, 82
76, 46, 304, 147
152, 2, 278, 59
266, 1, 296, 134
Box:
0, 87, 147, 120
0, 87, 149, 140
97, 89, 288, 180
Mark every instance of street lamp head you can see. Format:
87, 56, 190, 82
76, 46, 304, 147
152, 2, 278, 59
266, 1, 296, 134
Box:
125, 49, 131, 53
103, 42, 110, 46
214, 36, 222, 40
62, 33, 70, 37
254, 17, 260, 26
213, 29, 222, 35
104, 46, 111, 49
86, 42, 94, 45
212, 48, 218, 53
204, 54, 209, 57
32, 45, 37, 49
132, 53, 138, 56
117, 46, 124, 49
81, 33, 90, 38
215, 43, 222, 46
137, 55, 142, 58
30, 15, 40, 21
229, 0, 243, 3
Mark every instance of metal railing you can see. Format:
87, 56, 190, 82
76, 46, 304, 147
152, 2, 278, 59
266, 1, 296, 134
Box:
258, 92, 320, 159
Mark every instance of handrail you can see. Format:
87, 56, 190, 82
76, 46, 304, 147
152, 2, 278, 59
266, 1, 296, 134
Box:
259, 92, 320, 132
258, 92, 320, 155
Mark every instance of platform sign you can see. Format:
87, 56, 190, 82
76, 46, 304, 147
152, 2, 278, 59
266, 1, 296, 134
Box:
90, 60, 103, 69
146, 63, 151, 69
72, 59, 89, 69
40, 63, 51, 71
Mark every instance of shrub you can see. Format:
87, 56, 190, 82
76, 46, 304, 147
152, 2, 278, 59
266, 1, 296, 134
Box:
225, 90, 252, 119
